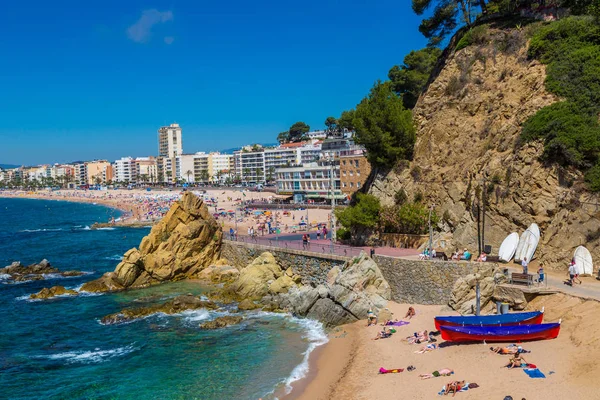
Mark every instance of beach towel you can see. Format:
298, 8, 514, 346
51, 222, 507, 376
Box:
379, 367, 404, 374
438, 382, 470, 396
386, 321, 410, 327
524, 368, 546, 378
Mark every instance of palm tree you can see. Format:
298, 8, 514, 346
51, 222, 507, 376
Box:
256, 168, 263, 183
267, 167, 275, 183
166, 171, 172, 184
185, 169, 193, 183
200, 170, 209, 183
243, 168, 251, 183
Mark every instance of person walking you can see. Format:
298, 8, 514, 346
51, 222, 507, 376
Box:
521, 257, 529, 275
302, 233, 308, 250
568, 261, 576, 286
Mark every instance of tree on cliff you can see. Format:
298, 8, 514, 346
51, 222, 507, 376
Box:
351, 81, 416, 168
277, 131, 290, 144
288, 121, 310, 142
335, 193, 381, 244
388, 47, 443, 109
412, 0, 488, 45
324, 116, 338, 134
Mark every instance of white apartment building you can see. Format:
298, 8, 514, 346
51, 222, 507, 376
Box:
275, 161, 343, 201
234, 141, 324, 183
208, 152, 234, 183
114, 157, 138, 184
177, 154, 197, 183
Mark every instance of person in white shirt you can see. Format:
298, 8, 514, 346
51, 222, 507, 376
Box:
568, 262, 576, 285
521, 257, 528, 274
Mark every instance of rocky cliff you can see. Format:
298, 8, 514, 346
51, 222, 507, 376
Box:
81, 192, 222, 292
370, 25, 600, 270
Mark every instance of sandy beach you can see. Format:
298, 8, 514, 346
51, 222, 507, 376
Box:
287, 295, 600, 400
0, 188, 333, 234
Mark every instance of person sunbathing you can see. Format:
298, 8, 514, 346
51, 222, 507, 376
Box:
404, 307, 416, 319
507, 353, 528, 368
407, 330, 428, 344
366, 309, 377, 326
491, 346, 519, 355
373, 328, 392, 340
415, 343, 438, 353
444, 380, 466, 397
419, 368, 454, 379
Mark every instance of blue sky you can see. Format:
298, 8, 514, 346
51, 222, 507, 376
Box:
0, 0, 427, 165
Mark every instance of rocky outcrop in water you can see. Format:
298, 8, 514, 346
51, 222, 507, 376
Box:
101, 294, 218, 325
199, 316, 243, 329
0, 259, 85, 283
30, 285, 78, 299
81, 192, 222, 293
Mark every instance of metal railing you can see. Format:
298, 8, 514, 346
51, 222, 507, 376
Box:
226, 234, 364, 258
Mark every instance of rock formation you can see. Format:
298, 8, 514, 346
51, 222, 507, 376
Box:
226, 251, 391, 327
449, 264, 528, 314
368, 25, 600, 270
0, 259, 85, 283
199, 316, 243, 329
101, 294, 218, 325
81, 192, 222, 293
30, 285, 78, 299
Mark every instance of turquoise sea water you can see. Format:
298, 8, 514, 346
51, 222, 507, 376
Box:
0, 198, 325, 400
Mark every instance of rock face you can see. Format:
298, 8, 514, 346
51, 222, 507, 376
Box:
448, 264, 529, 314
368, 26, 600, 270
30, 286, 78, 299
199, 316, 243, 329
228, 252, 284, 300
81, 192, 222, 293
101, 294, 217, 325
0, 260, 85, 283
259, 252, 391, 327
197, 263, 240, 283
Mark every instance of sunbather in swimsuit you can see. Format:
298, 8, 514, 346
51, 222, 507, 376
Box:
419, 368, 453, 379
507, 353, 528, 368
444, 380, 465, 397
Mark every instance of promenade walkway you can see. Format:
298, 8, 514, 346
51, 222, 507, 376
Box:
230, 233, 600, 302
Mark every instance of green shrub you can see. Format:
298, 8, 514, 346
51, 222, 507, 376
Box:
381, 203, 438, 235
394, 189, 408, 205
335, 193, 381, 244
456, 25, 489, 52
521, 16, 600, 191
336, 227, 352, 242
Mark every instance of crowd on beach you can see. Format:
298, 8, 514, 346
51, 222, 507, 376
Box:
366, 305, 541, 398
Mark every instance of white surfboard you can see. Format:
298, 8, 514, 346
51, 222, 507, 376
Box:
514, 223, 540, 263
498, 232, 519, 262
574, 246, 593, 275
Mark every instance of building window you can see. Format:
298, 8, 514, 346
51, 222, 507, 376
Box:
357, 182, 361, 188
355, 160, 359, 167
349, 171, 353, 176
350, 182, 354, 187
357, 171, 360, 176
343, 160, 346, 165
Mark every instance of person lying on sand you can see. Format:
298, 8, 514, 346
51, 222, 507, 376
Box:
415, 343, 438, 353
507, 353, 528, 368
373, 328, 393, 340
490, 345, 527, 355
406, 330, 428, 344
404, 307, 416, 319
444, 380, 466, 397
419, 368, 454, 379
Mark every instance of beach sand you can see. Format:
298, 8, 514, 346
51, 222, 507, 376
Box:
0, 188, 333, 233
289, 296, 600, 400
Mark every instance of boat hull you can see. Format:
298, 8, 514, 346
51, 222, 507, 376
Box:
440, 323, 560, 342
434, 311, 543, 331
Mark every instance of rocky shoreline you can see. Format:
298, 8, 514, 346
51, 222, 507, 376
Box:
1, 259, 85, 284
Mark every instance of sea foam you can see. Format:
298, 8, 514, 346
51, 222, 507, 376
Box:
43, 344, 138, 364
282, 317, 328, 394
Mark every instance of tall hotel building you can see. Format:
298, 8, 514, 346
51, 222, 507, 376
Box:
157, 123, 183, 183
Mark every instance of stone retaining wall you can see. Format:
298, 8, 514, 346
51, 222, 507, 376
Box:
222, 240, 347, 286
374, 255, 495, 305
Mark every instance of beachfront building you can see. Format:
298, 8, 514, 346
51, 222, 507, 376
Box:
207, 152, 234, 184
307, 130, 327, 140
234, 147, 266, 184
114, 157, 138, 184
136, 157, 158, 184
158, 123, 183, 184
73, 163, 87, 185
177, 154, 197, 183
340, 149, 371, 195
85, 160, 113, 185
275, 161, 343, 203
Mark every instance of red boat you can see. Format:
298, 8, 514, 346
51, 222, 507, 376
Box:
434, 310, 544, 330
440, 322, 561, 342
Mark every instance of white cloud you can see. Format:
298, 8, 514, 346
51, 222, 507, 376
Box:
164, 36, 175, 45
127, 9, 173, 43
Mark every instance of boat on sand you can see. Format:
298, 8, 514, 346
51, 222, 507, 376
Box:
434, 310, 544, 330
440, 322, 561, 342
